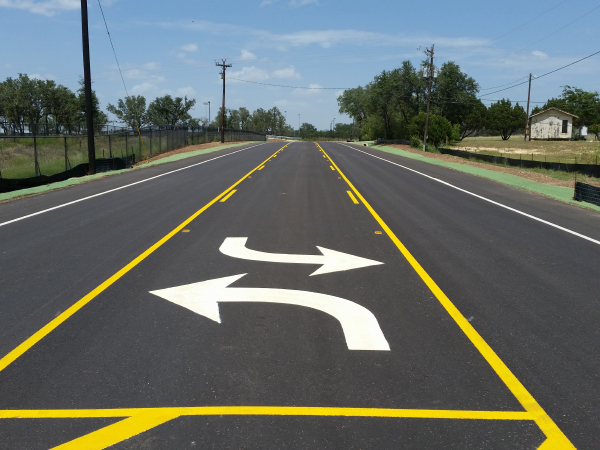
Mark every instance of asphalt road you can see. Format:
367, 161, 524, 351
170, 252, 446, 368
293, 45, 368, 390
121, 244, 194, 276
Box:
0, 141, 598, 449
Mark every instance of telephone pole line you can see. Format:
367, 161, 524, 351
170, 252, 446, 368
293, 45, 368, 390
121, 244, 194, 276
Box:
216, 59, 232, 143
423, 44, 434, 152
524, 73, 532, 141
80, 0, 96, 174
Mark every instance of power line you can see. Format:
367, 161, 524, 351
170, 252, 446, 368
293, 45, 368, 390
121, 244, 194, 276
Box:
479, 48, 600, 99
479, 76, 530, 91
228, 78, 350, 90
97, 0, 129, 97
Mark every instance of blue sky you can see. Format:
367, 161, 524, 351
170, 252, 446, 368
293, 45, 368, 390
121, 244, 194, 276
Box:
1, 0, 598, 129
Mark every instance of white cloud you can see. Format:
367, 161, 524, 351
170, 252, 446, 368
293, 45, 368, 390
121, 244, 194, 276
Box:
260, 0, 277, 5
131, 82, 160, 97
175, 52, 186, 59
240, 49, 257, 61
532, 50, 548, 59
289, 0, 317, 6
180, 43, 198, 52
0, 0, 79, 16
120, 62, 164, 82
272, 65, 301, 79
160, 20, 490, 51
228, 66, 270, 82
176, 86, 197, 97
293, 83, 323, 96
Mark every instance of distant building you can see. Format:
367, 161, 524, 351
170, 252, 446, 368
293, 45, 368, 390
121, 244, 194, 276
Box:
528, 107, 578, 140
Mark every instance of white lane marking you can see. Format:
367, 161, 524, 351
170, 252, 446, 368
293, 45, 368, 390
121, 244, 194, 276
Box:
219, 237, 383, 276
338, 143, 600, 246
0, 143, 267, 228
150, 273, 390, 351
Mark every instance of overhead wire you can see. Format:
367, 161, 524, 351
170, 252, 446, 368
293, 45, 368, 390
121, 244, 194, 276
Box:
97, 0, 129, 96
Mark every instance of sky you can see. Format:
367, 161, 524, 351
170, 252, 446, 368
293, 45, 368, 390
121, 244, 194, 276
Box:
0, 0, 599, 130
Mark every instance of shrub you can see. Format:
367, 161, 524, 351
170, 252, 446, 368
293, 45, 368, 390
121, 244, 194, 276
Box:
410, 136, 422, 149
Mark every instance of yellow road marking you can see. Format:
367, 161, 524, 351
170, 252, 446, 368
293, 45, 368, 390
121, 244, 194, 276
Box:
0, 143, 289, 374
346, 191, 359, 204
375, 231, 382, 234
315, 143, 575, 450
181, 230, 190, 233
330, 166, 335, 171
0, 407, 533, 421
3, 406, 536, 449
258, 165, 265, 170
220, 189, 237, 202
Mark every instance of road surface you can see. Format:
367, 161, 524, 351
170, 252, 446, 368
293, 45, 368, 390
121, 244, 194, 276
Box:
0, 141, 598, 449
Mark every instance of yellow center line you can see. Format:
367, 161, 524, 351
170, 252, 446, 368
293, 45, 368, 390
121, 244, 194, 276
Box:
330, 165, 335, 171
314, 143, 575, 450
0, 143, 289, 374
258, 165, 265, 170
346, 191, 359, 204
219, 189, 237, 202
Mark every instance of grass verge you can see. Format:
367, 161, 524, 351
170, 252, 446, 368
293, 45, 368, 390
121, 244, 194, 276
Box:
361, 143, 600, 213
0, 141, 254, 203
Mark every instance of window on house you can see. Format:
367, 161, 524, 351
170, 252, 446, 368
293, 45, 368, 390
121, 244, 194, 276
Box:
562, 120, 568, 134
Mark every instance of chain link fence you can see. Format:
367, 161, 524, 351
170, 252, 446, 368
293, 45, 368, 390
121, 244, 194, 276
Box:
0, 126, 266, 183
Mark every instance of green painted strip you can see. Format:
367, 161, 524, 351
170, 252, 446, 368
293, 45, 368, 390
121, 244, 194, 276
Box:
366, 144, 600, 213
0, 142, 253, 203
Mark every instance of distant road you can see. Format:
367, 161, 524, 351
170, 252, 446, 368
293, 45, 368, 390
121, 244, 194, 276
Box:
0, 141, 597, 449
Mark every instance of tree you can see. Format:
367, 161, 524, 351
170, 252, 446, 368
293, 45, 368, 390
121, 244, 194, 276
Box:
107, 96, 148, 129
588, 124, 600, 141
75, 78, 107, 131
486, 99, 525, 140
459, 99, 487, 139
147, 95, 196, 126
407, 111, 453, 146
539, 86, 600, 128
299, 122, 317, 138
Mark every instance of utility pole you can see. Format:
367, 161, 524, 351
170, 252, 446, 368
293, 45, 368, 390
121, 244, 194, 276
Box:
203, 101, 211, 125
216, 60, 232, 143
423, 44, 434, 152
524, 73, 532, 141
80, 0, 96, 174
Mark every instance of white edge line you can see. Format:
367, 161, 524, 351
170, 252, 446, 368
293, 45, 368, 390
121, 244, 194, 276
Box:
338, 143, 600, 246
0, 142, 267, 228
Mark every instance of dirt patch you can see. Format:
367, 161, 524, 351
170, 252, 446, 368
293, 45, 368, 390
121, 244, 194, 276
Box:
133, 141, 248, 167
378, 144, 600, 188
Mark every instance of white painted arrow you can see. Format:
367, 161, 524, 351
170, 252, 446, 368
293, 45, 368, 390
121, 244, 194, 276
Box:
149, 274, 390, 351
219, 237, 383, 276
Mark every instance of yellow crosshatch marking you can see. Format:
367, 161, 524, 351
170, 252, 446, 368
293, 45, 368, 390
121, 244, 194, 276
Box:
315, 142, 575, 450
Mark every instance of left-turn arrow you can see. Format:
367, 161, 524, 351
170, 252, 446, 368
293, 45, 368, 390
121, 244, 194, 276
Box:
149, 274, 390, 351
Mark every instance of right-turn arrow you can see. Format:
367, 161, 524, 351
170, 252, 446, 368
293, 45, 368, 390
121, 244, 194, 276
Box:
219, 237, 383, 276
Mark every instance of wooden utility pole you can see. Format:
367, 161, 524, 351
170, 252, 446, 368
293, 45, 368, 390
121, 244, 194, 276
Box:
216, 60, 232, 143
423, 44, 434, 152
524, 73, 532, 141
80, 0, 96, 174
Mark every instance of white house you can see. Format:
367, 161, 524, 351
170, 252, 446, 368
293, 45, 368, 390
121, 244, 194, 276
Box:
528, 107, 578, 140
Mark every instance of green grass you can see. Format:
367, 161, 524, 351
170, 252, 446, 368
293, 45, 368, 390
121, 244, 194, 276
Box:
0, 132, 215, 179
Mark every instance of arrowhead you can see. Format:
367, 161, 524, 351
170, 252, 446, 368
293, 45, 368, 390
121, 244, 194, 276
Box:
311, 247, 384, 276
149, 274, 247, 323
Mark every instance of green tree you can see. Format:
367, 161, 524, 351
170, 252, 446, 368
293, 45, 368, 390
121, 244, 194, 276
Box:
486, 99, 526, 140
107, 96, 148, 129
299, 122, 317, 138
539, 86, 600, 128
147, 95, 196, 126
407, 111, 453, 146
75, 78, 107, 131
459, 99, 487, 139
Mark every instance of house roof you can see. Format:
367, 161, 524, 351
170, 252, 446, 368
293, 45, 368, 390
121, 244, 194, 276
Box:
529, 107, 579, 119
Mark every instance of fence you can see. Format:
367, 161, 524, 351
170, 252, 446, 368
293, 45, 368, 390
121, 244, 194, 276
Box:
434, 147, 600, 178
574, 182, 600, 206
0, 126, 266, 192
